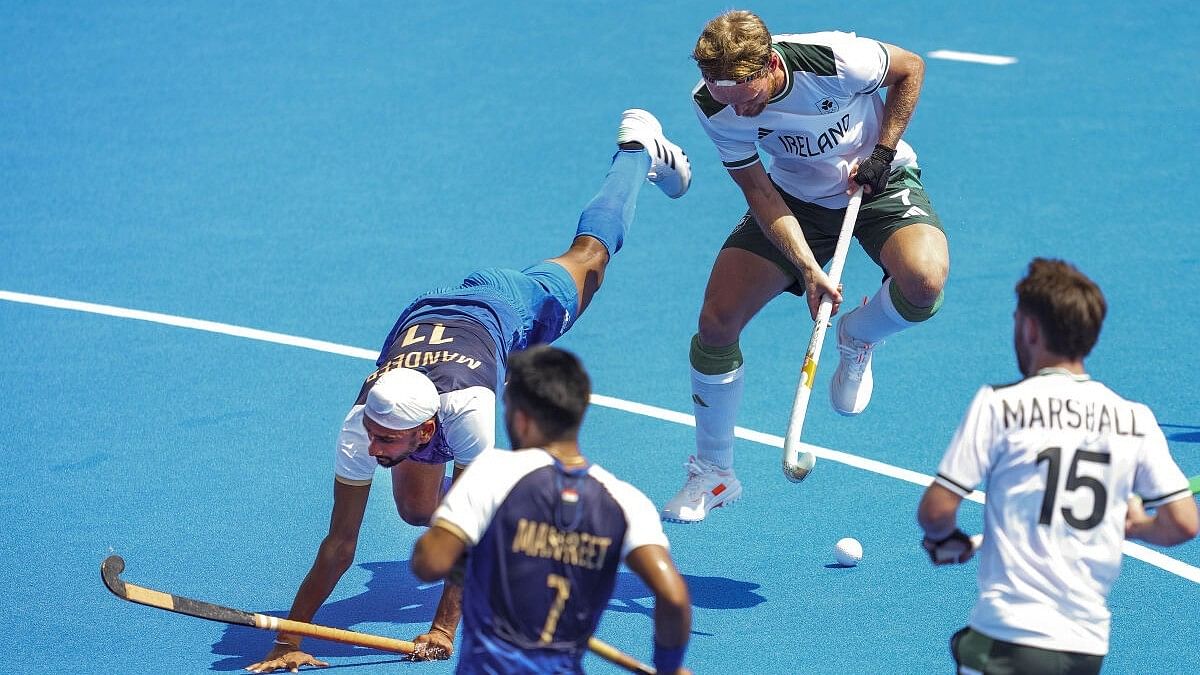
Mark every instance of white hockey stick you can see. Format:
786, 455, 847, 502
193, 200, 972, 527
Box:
781, 187, 864, 482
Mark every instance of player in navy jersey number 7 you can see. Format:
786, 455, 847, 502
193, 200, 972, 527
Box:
245, 110, 690, 673
412, 345, 692, 675
918, 258, 1198, 675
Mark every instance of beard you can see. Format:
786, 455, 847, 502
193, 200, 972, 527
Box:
1014, 319, 1032, 377
504, 418, 524, 451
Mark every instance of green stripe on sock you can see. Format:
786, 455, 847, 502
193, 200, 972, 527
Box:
689, 334, 743, 375
889, 282, 943, 323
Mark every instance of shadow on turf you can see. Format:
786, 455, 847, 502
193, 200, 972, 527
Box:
606, 571, 766, 636
1161, 423, 1200, 444
207, 560, 439, 671
207, 563, 769, 669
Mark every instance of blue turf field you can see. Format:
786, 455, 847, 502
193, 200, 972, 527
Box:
2, 2, 1198, 673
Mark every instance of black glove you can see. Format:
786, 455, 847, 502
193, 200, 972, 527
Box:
853, 144, 896, 195
922, 528, 976, 565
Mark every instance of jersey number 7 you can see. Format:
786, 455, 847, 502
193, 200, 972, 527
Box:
1036, 446, 1111, 530
539, 574, 572, 644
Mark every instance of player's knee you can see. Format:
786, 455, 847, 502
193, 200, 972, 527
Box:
396, 500, 435, 527
888, 275, 944, 324
894, 260, 947, 310
318, 535, 358, 573
697, 305, 745, 347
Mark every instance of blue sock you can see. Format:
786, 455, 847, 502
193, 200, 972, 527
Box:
573, 150, 650, 256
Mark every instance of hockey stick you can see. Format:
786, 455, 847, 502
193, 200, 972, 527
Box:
100, 554, 418, 654
100, 555, 654, 673
781, 187, 864, 482
587, 637, 657, 674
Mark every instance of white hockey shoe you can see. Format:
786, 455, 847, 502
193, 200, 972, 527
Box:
660, 456, 742, 523
830, 313, 881, 416
616, 108, 691, 198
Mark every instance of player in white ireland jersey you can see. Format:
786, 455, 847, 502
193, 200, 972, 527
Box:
664, 9, 949, 523
918, 258, 1198, 675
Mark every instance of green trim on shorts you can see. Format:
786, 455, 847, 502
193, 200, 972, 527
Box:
721, 165, 943, 296
890, 282, 943, 322
951, 627, 1104, 675
952, 627, 994, 672
689, 334, 743, 375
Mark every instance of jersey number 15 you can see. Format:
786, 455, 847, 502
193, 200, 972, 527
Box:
1036, 446, 1111, 530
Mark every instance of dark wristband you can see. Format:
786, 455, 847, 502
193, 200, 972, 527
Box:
928, 527, 969, 547
653, 642, 686, 673
870, 143, 896, 163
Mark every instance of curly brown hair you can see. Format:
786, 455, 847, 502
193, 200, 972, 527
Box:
693, 10, 773, 83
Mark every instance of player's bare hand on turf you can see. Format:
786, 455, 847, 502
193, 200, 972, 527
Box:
801, 266, 843, 320
410, 627, 454, 661
245, 644, 328, 673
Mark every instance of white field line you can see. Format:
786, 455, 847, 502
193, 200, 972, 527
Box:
927, 49, 1018, 66
3, 289, 1196, 583
0, 290, 378, 360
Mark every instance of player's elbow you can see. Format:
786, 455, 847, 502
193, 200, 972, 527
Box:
409, 558, 442, 583
1160, 498, 1200, 545
410, 537, 451, 582
898, 47, 924, 80
1172, 508, 1200, 543
409, 558, 440, 583
911, 52, 925, 77
659, 584, 691, 618
654, 580, 692, 638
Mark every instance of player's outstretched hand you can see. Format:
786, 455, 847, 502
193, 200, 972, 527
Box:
245, 644, 328, 673
801, 266, 843, 320
922, 528, 978, 565
410, 627, 454, 661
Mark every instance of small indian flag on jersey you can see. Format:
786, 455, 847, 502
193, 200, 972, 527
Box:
561, 488, 579, 504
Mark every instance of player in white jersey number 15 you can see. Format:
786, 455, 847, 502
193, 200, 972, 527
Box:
917, 258, 1198, 675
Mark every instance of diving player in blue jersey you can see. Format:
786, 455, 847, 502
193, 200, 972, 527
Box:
412, 345, 692, 675
245, 110, 691, 673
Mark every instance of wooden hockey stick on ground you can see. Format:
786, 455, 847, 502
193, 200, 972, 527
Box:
100, 554, 418, 654
781, 187, 864, 482
100, 554, 654, 673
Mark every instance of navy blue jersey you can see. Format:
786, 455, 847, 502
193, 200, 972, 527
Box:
432, 449, 668, 674
364, 318, 500, 400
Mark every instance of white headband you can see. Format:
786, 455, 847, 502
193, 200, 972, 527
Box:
363, 369, 440, 430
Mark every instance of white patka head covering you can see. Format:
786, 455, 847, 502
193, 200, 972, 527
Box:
363, 369, 440, 430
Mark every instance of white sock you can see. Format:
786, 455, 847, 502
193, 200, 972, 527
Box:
840, 278, 918, 343
691, 366, 743, 471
